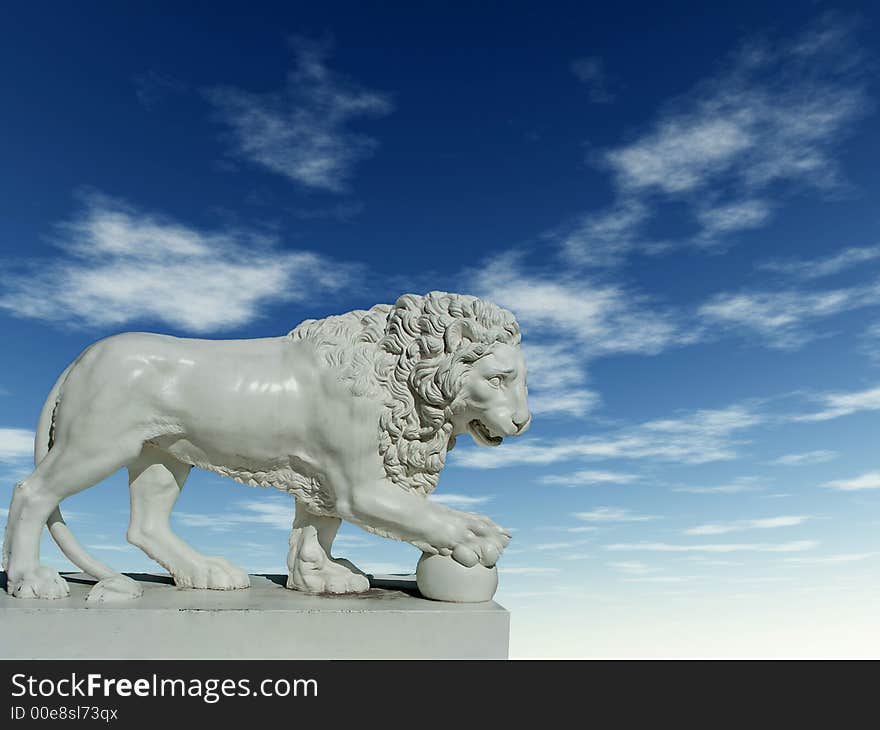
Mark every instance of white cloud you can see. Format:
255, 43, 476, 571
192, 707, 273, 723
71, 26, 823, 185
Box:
357, 562, 414, 576
823, 472, 880, 491
607, 117, 752, 196
477, 254, 690, 359
541, 470, 637, 487
534, 541, 586, 551
570, 56, 615, 104
175, 496, 292, 531
455, 402, 762, 469
558, 199, 660, 268
573, 507, 658, 523
134, 70, 187, 110
498, 566, 562, 575
697, 281, 880, 349
605, 540, 818, 553
695, 199, 772, 237
769, 450, 838, 466
795, 385, 880, 422
784, 553, 876, 565
759, 244, 880, 280
608, 560, 656, 575
472, 254, 694, 418
86, 543, 137, 552
564, 15, 867, 262
758, 246, 880, 280
526, 389, 601, 419
0, 428, 33, 463
672, 476, 761, 494
683, 515, 809, 536
428, 493, 493, 507
624, 575, 700, 584
518, 342, 601, 418
0, 195, 354, 333
860, 321, 880, 364
205, 37, 392, 192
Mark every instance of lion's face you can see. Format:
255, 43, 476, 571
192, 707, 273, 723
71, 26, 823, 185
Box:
452, 343, 531, 447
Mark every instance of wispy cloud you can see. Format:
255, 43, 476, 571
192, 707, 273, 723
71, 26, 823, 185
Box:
477, 254, 691, 358
860, 321, 880, 363
608, 560, 656, 575
672, 476, 762, 494
134, 70, 187, 110
698, 280, 880, 349
769, 450, 839, 466
175, 496, 292, 531
498, 566, 562, 576
794, 384, 880, 422
519, 342, 602, 418
695, 199, 773, 238
473, 253, 693, 417
562, 15, 868, 264
0, 194, 354, 333
454, 402, 762, 468
759, 244, 880, 280
428, 493, 493, 507
570, 56, 616, 103
86, 543, 137, 553
573, 507, 658, 523
533, 541, 588, 552
823, 472, 880, 491
605, 540, 818, 553
540, 470, 637, 487
0, 428, 33, 463
205, 36, 392, 192
555, 200, 660, 269
683, 515, 809, 536
784, 553, 876, 565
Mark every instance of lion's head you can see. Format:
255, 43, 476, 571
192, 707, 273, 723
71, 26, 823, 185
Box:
448, 339, 531, 447
289, 291, 531, 495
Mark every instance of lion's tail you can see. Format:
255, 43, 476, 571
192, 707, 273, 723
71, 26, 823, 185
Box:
37, 357, 117, 581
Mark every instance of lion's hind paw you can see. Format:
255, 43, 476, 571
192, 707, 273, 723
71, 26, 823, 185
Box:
8, 565, 70, 600
287, 527, 371, 595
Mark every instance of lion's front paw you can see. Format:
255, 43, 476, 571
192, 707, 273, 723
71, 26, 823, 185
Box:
440, 511, 511, 568
86, 574, 144, 603
8, 565, 70, 599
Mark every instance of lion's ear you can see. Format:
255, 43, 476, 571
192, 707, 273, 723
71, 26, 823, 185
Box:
444, 319, 477, 353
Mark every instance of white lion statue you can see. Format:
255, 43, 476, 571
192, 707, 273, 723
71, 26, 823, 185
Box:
3, 292, 531, 601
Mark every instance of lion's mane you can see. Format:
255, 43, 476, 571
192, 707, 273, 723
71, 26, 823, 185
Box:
288, 291, 521, 495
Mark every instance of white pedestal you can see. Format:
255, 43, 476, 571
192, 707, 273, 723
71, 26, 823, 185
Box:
0, 572, 509, 659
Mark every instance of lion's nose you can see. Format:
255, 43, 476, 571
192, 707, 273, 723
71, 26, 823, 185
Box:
513, 414, 532, 435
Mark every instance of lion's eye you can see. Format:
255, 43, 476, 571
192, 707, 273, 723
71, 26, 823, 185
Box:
488, 376, 503, 387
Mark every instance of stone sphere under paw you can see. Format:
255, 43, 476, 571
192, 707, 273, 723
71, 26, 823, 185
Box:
416, 553, 498, 603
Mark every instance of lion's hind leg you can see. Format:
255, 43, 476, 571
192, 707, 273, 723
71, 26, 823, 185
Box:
286, 501, 370, 595
127, 444, 249, 590
4, 434, 144, 599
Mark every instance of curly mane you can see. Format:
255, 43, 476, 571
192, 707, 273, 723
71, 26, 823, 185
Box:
288, 291, 521, 495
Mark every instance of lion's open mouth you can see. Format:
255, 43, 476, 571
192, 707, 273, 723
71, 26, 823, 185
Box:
468, 419, 503, 447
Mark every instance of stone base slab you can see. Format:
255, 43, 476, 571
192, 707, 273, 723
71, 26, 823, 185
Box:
0, 572, 509, 659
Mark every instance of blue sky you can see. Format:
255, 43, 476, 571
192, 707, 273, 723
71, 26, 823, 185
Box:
2, 2, 880, 656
